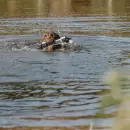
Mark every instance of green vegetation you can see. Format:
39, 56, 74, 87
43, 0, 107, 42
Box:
101, 70, 130, 130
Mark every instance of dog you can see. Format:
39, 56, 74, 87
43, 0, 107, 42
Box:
40, 31, 73, 52
40, 31, 61, 51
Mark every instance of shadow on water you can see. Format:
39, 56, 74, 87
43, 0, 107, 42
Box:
0, 0, 130, 129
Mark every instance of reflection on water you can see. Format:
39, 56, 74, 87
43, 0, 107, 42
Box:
0, 16, 130, 37
0, 0, 130, 18
0, 0, 130, 129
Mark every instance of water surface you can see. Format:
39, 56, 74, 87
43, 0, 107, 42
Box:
0, 0, 130, 129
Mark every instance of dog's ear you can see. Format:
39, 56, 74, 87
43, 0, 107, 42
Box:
44, 34, 47, 37
50, 33, 54, 38
44, 32, 49, 37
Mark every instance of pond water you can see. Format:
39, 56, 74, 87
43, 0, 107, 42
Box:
0, 0, 130, 129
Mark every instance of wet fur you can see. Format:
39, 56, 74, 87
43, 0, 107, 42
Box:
40, 31, 60, 51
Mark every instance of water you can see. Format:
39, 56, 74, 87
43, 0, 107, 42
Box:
0, 0, 130, 129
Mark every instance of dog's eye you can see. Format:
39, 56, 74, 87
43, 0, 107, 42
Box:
51, 34, 53, 37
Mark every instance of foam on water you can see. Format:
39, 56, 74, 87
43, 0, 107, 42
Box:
12, 46, 37, 51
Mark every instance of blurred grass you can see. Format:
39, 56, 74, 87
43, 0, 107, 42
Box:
101, 69, 130, 130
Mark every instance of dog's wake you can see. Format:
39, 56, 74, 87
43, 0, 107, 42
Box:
0, 32, 81, 52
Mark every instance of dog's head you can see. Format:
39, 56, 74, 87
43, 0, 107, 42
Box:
41, 31, 60, 43
42, 32, 54, 43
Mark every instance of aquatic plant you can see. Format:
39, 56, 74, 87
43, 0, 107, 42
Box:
102, 69, 130, 130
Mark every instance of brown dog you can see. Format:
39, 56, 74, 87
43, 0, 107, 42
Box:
41, 32, 54, 43
40, 31, 60, 51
